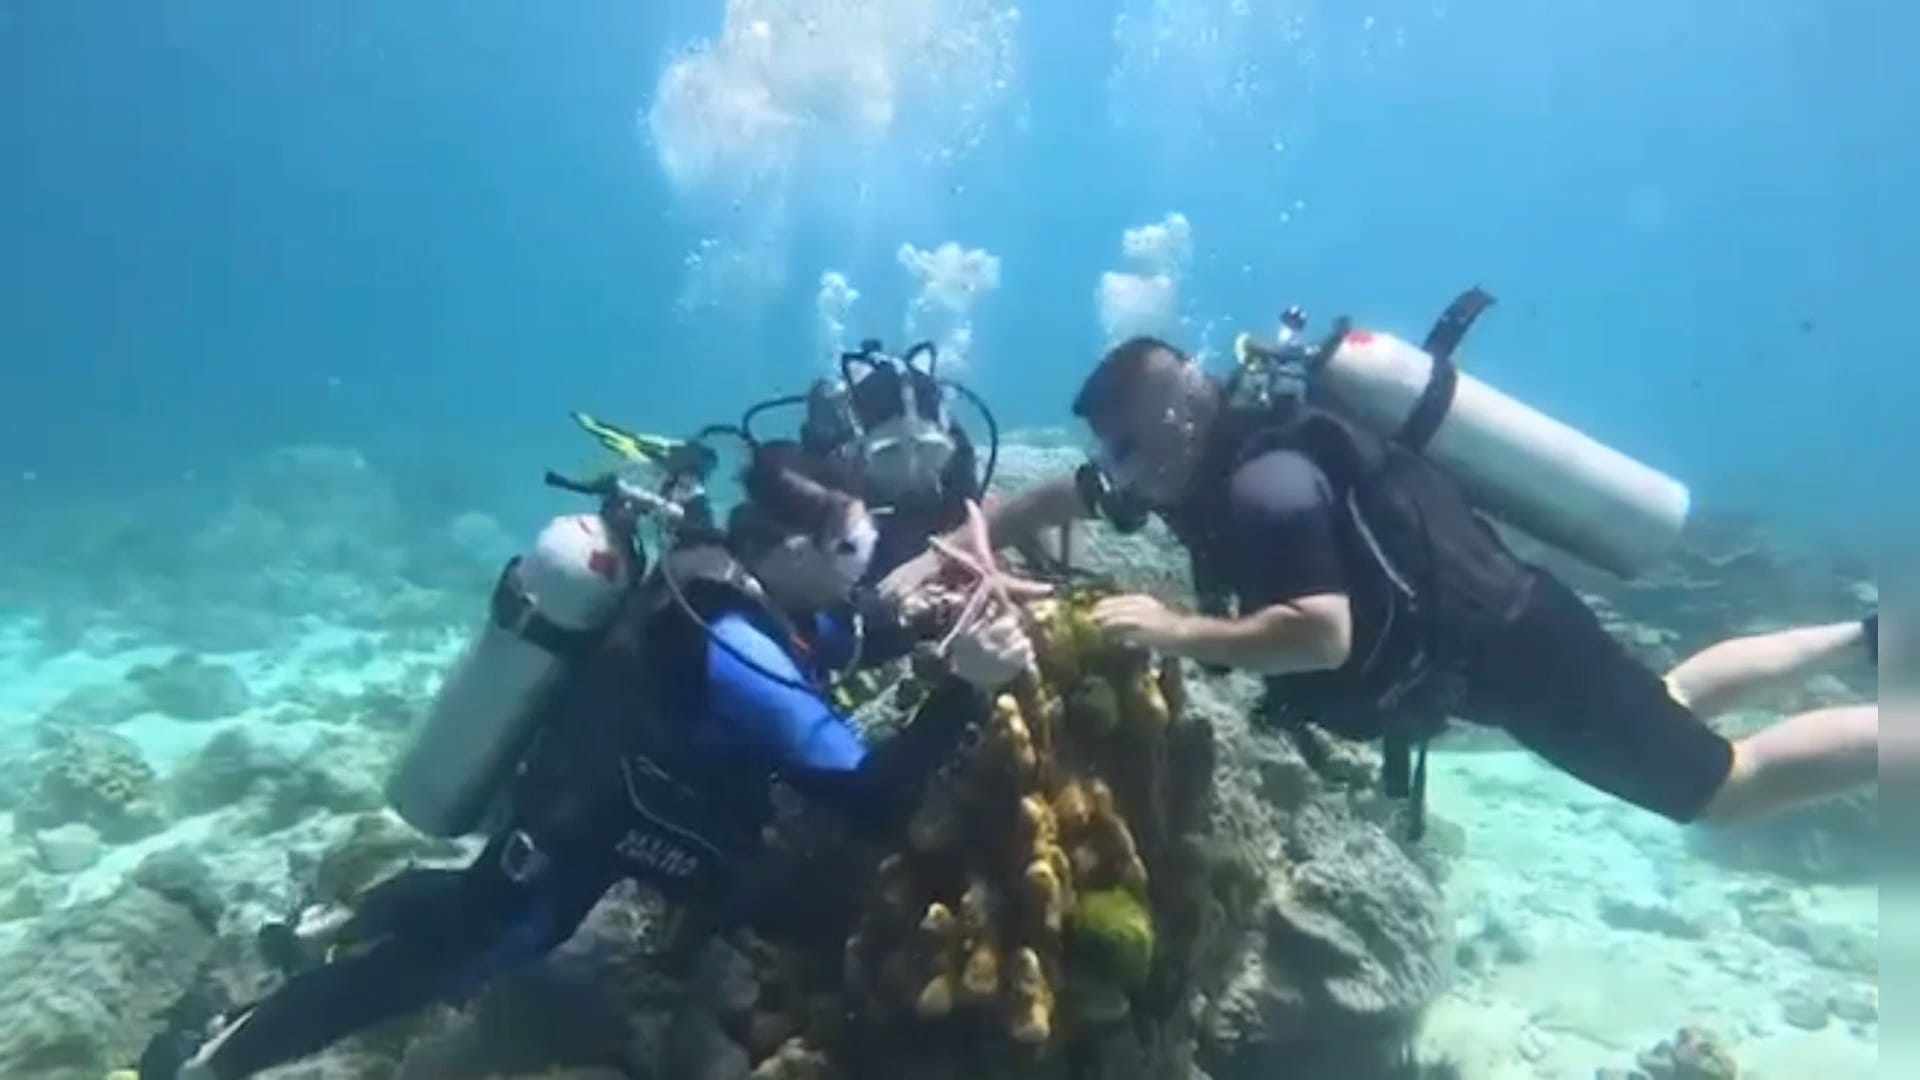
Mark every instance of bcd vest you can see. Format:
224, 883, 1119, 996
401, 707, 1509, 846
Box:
506, 545, 822, 898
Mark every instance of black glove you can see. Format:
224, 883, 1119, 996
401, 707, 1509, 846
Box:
1864, 613, 1878, 667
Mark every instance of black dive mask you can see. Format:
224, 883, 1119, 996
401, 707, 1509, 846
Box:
739, 339, 1000, 509
843, 341, 957, 504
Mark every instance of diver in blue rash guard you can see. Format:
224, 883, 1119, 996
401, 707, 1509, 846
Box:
140, 441, 1033, 1080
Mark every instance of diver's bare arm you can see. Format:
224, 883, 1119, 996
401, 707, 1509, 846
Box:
1163, 594, 1352, 675
984, 473, 1091, 551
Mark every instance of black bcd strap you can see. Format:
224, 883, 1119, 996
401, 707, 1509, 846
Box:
1395, 287, 1496, 453
491, 557, 606, 658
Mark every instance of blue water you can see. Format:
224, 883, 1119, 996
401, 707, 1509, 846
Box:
0, 6, 1895, 1075
3, 0, 1911, 546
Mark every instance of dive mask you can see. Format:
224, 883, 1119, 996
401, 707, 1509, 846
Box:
861, 415, 956, 502
845, 341, 957, 503
822, 513, 880, 589
1089, 432, 1148, 495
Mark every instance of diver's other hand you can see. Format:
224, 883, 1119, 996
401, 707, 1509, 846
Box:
948, 611, 1033, 690
1091, 593, 1188, 651
877, 541, 949, 611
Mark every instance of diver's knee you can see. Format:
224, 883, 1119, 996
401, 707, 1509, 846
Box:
1690, 742, 1759, 826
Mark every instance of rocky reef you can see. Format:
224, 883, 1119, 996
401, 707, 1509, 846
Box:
0, 440, 1876, 1079
0, 865, 220, 1079
1597, 1026, 1740, 1080
2, 442, 488, 656
14, 725, 165, 844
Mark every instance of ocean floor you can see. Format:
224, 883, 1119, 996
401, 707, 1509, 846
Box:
1419, 749, 1878, 1078
0, 609, 469, 947
0, 443, 1881, 1077
0, 603, 1879, 1078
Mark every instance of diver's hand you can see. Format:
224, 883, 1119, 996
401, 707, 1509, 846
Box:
879, 526, 960, 611
948, 611, 1033, 690
1091, 594, 1188, 651
877, 543, 945, 611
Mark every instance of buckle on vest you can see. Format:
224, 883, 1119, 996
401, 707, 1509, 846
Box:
490, 559, 540, 638
499, 829, 550, 884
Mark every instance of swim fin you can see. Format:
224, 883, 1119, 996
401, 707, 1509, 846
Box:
571, 410, 683, 466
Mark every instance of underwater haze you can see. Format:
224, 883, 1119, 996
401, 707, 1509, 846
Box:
4, 0, 1913, 546
0, 2, 1899, 1078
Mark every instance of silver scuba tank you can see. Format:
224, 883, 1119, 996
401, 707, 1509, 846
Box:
1312, 325, 1690, 578
387, 513, 634, 837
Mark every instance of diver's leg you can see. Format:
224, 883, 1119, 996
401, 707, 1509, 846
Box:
1470, 573, 1878, 826
170, 838, 614, 1079
1697, 704, 1879, 824
178, 933, 468, 1079
1664, 620, 1867, 720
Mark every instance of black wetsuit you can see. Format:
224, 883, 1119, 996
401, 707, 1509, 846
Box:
1158, 418, 1735, 824
150, 566, 979, 1080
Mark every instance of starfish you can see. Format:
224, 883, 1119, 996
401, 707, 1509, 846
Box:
922, 499, 1054, 656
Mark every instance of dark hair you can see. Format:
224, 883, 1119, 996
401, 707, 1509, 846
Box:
848, 356, 944, 431
1072, 336, 1185, 421
727, 441, 862, 557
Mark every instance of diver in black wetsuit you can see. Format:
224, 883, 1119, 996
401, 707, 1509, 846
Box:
781, 339, 992, 584
141, 442, 1034, 1080
919, 336, 1878, 835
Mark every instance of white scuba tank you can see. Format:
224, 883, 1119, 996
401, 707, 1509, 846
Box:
387, 513, 634, 837
1314, 327, 1690, 578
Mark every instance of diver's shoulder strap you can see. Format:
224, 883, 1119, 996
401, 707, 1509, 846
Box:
641, 544, 768, 616
640, 542, 817, 685
1397, 287, 1496, 453
492, 558, 603, 658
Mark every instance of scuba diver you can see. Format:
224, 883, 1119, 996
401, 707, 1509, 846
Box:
893, 296, 1878, 837
140, 440, 1036, 1080
746, 338, 998, 583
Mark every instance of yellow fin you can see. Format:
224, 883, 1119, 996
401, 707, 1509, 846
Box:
571, 410, 680, 464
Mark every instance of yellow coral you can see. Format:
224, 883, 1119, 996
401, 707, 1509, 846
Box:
916, 972, 956, 1019
1007, 946, 1053, 1045
1053, 780, 1091, 836
916, 902, 962, 1019
843, 584, 1208, 1065
960, 942, 1001, 1002
1066, 780, 1149, 895
1119, 667, 1169, 735
993, 692, 1022, 728
1024, 858, 1068, 935
1027, 599, 1080, 686
921, 901, 956, 939
1017, 795, 1055, 855
959, 878, 994, 938
1156, 654, 1186, 718
990, 693, 1040, 780
750, 1037, 836, 1080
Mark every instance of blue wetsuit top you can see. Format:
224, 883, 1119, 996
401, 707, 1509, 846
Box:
687, 606, 972, 830
698, 610, 867, 773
